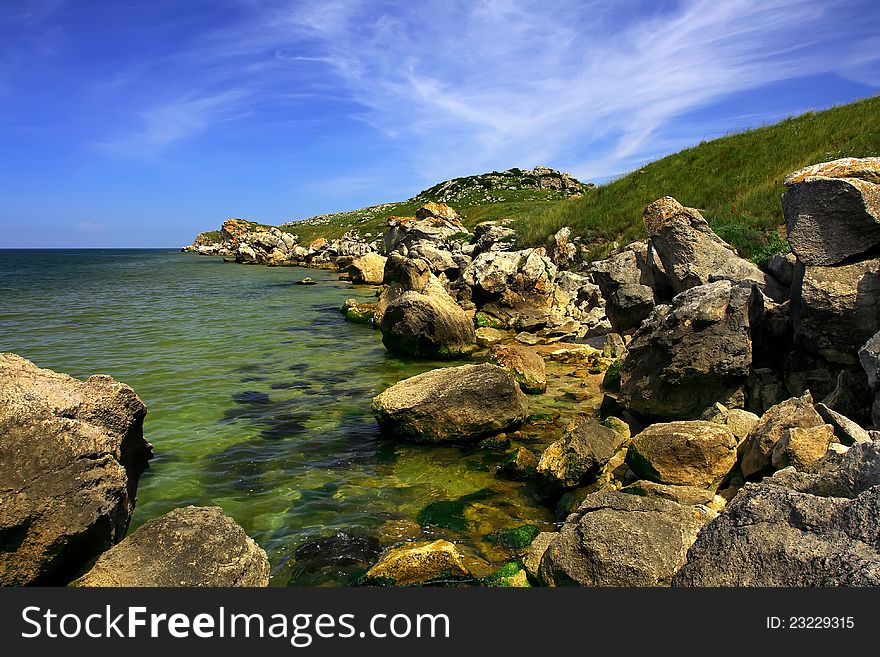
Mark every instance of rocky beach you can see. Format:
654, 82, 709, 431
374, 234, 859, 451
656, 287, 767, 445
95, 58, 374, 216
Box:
3, 157, 880, 587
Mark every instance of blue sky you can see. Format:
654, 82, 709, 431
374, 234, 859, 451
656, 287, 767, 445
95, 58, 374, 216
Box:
1, 0, 878, 247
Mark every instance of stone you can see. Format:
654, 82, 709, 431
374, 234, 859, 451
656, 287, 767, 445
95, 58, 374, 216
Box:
408, 243, 458, 275
643, 197, 782, 299
472, 221, 517, 255
522, 532, 556, 581
766, 253, 796, 288
490, 344, 547, 394
782, 157, 880, 266
72, 506, 269, 587
379, 278, 476, 358
602, 333, 627, 359
348, 253, 387, 285
767, 439, 880, 499
672, 481, 880, 587
815, 402, 871, 445
497, 446, 538, 481
792, 257, 880, 365
363, 540, 477, 586
701, 403, 760, 443
385, 206, 468, 253
620, 480, 716, 507
740, 392, 825, 478
618, 280, 759, 420
538, 489, 708, 586
537, 415, 631, 488
770, 424, 834, 471
0, 354, 152, 586
372, 363, 529, 443
588, 243, 657, 333
475, 326, 510, 347
627, 421, 738, 490
860, 330, 880, 389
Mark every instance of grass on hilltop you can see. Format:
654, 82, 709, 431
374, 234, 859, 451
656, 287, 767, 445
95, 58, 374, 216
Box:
512, 94, 880, 263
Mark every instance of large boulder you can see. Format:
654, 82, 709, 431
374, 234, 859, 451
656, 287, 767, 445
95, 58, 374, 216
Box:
348, 253, 387, 285
538, 489, 708, 586
739, 392, 825, 479
676, 440, 880, 586
0, 354, 152, 585
371, 364, 528, 443
643, 197, 782, 300
618, 280, 759, 420
379, 278, 476, 358
490, 344, 547, 394
73, 506, 269, 587
588, 242, 658, 333
537, 415, 631, 488
627, 421, 738, 490
782, 157, 880, 266
791, 257, 880, 365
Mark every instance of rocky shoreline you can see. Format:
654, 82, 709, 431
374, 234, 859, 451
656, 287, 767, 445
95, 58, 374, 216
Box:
4, 156, 879, 587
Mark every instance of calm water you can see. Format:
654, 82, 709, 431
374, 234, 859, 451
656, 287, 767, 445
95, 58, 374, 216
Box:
0, 249, 589, 585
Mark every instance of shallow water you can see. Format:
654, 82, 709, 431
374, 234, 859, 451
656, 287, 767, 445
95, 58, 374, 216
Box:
0, 249, 596, 585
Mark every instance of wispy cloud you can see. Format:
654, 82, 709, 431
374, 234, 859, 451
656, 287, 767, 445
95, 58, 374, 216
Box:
90, 0, 880, 178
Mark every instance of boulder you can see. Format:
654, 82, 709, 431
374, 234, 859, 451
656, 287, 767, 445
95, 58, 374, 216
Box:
537, 415, 631, 488
362, 540, 480, 586
475, 326, 510, 347
497, 446, 538, 481
782, 157, 880, 266
859, 330, 880, 388
408, 243, 458, 275
385, 205, 468, 253
0, 354, 152, 586
766, 253, 796, 288
672, 481, 880, 587
379, 279, 476, 358
620, 480, 717, 507
815, 402, 871, 445
618, 280, 759, 420
740, 392, 825, 478
701, 403, 760, 443
627, 421, 737, 490
767, 439, 880, 499
490, 344, 547, 394
643, 197, 782, 300
791, 257, 880, 365
538, 489, 708, 586
372, 364, 528, 443
588, 242, 658, 333
348, 253, 387, 285
73, 506, 269, 587
770, 424, 834, 471
472, 221, 516, 255
522, 532, 557, 582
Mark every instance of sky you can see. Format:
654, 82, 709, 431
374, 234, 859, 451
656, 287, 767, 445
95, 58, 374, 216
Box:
0, 0, 878, 248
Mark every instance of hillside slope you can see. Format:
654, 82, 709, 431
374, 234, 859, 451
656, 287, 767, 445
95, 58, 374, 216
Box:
514, 94, 880, 262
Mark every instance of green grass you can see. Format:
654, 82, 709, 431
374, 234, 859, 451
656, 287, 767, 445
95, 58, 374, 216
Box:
511, 95, 880, 261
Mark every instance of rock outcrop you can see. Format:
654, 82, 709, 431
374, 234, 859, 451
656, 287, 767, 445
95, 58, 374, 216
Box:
782, 157, 880, 266
73, 506, 270, 587
372, 364, 528, 443
539, 489, 709, 586
618, 280, 759, 420
0, 354, 152, 585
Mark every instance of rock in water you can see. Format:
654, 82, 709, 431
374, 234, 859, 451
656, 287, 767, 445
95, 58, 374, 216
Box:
627, 421, 738, 490
791, 257, 880, 365
348, 253, 387, 285
782, 157, 880, 266
673, 443, 880, 587
618, 280, 758, 420
643, 196, 781, 299
73, 506, 269, 586
537, 415, 630, 488
0, 353, 152, 585
538, 489, 709, 586
379, 279, 476, 358
490, 344, 547, 394
739, 392, 826, 479
362, 540, 480, 586
371, 363, 528, 443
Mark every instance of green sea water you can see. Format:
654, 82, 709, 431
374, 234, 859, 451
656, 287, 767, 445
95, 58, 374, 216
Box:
0, 249, 592, 585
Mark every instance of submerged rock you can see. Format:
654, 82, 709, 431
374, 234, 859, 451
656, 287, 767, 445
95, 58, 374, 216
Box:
73, 506, 269, 587
782, 157, 880, 266
372, 364, 528, 443
362, 540, 479, 586
0, 353, 152, 586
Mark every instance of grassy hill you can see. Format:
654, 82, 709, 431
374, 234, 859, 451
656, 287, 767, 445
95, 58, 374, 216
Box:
198, 95, 879, 264
514, 94, 880, 262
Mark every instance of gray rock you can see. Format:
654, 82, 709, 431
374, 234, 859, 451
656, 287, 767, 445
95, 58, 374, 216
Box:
537, 415, 631, 488
782, 157, 880, 266
0, 354, 152, 586
372, 364, 528, 443
539, 489, 708, 586
768, 439, 880, 498
627, 421, 738, 490
791, 257, 880, 366
472, 221, 516, 255
766, 253, 796, 288
740, 392, 824, 479
860, 330, 880, 389
522, 532, 556, 582
815, 402, 871, 445
588, 243, 657, 333
618, 280, 758, 420
73, 506, 269, 587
